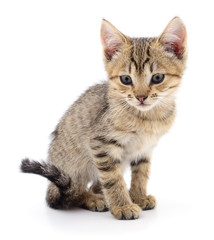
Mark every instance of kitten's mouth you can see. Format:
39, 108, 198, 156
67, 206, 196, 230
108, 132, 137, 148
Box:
135, 102, 152, 111
138, 103, 151, 107
126, 100, 152, 111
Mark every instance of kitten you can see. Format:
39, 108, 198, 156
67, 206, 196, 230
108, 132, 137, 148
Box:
21, 17, 187, 220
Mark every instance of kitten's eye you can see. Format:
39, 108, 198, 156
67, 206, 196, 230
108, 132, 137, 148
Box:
151, 74, 165, 84
120, 75, 133, 85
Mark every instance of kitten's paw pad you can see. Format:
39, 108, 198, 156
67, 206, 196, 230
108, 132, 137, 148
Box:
82, 194, 108, 212
135, 195, 156, 210
111, 204, 142, 220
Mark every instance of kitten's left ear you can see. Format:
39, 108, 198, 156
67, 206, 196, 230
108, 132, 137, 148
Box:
158, 17, 187, 59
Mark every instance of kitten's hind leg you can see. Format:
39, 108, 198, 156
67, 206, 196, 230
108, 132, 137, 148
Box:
46, 183, 108, 211
46, 183, 74, 209
89, 181, 103, 194
78, 192, 109, 212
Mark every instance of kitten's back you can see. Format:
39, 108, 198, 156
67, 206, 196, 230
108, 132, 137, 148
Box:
48, 82, 109, 166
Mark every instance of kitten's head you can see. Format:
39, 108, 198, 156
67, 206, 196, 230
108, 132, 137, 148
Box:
100, 17, 187, 111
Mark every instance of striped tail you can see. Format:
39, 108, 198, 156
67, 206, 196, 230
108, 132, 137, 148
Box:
20, 159, 71, 191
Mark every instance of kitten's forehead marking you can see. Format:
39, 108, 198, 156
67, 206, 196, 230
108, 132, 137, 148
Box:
129, 38, 155, 74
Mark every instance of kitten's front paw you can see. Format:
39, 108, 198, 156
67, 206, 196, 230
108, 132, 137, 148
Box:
111, 203, 142, 220
133, 195, 156, 210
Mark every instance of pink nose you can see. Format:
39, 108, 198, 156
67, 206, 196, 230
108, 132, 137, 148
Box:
136, 96, 148, 102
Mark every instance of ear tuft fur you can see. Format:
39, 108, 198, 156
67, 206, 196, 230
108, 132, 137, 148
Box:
100, 20, 127, 60
159, 17, 187, 59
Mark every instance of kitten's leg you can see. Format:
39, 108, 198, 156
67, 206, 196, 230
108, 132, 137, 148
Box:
46, 182, 74, 209
46, 182, 89, 209
78, 181, 108, 212
94, 155, 141, 220
89, 181, 103, 194
46, 182, 108, 212
77, 191, 108, 212
129, 158, 156, 210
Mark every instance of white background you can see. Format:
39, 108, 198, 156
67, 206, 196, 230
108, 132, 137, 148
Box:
1, 0, 214, 239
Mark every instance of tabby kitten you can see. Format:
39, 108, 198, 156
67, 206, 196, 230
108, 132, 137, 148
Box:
21, 17, 187, 220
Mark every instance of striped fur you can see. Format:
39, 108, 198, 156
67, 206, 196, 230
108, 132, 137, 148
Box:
21, 159, 71, 191
21, 17, 187, 220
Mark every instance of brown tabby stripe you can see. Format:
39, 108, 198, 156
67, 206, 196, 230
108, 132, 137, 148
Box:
130, 45, 138, 71
96, 160, 109, 167
103, 180, 117, 189
131, 56, 138, 71
95, 152, 108, 158
146, 45, 151, 57
142, 57, 150, 69
97, 163, 119, 172
130, 158, 149, 166
129, 63, 132, 73
97, 165, 114, 171
109, 75, 119, 80
93, 136, 122, 147
92, 102, 109, 125
150, 62, 154, 72
166, 73, 181, 78
96, 159, 120, 171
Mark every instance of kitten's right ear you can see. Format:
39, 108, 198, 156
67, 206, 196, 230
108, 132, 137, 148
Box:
100, 20, 128, 61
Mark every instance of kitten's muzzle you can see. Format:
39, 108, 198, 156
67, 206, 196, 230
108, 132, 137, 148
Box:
136, 95, 148, 103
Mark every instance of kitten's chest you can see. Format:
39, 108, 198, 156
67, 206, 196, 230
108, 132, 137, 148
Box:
121, 129, 158, 161
117, 119, 169, 162
111, 109, 175, 164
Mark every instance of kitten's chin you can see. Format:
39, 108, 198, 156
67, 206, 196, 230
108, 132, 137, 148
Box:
134, 104, 154, 112
126, 100, 156, 112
